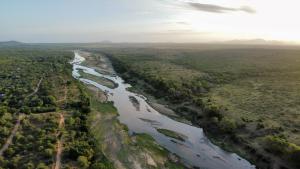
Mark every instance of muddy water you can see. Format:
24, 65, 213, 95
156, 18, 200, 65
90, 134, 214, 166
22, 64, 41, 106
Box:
72, 52, 256, 169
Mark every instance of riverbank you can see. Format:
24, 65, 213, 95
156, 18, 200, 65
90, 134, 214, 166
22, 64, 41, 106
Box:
86, 85, 184, 169
76, 51, 185, 169
109, 66, 278, 169
74, 50, 256, 169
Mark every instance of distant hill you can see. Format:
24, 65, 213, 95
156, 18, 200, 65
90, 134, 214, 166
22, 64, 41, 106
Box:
0, 41, 26, 47
0, 41, 32, 48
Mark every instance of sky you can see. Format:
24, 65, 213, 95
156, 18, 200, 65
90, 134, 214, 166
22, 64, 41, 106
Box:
0, 0, 299, 43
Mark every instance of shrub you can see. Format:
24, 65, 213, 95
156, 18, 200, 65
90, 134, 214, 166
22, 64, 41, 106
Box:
204, 104, 223, 120
44, 148, 53, 158
77, 156, 90, 169
290, 150, 300, 167
24, 162, 35, 169
21, 106, 31, 114
256, 122, 265, 130
219, 117, 237, 133
263, 136, 300, 156
90, 161, 114, 169
68, 141, 94, 160
0, 107, 7, 116
36, 162, 49, 169
42, 96, 56, 105
5, 147, 15, 157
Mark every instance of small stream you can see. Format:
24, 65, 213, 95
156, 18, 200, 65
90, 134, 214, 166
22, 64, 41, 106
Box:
71, 52, 256, 169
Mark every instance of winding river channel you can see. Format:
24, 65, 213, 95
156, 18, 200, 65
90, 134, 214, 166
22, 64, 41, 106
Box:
71, 52, 256, 169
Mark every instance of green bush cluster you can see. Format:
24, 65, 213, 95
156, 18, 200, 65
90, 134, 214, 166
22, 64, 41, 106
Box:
264, 135, 300, 167
63, 87, 114, 169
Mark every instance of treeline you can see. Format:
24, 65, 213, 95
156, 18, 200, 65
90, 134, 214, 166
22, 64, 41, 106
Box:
108, 55, 209, 101
62, 82, 114, 169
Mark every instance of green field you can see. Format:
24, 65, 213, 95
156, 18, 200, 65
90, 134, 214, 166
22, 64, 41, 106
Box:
96, 45, 300, 169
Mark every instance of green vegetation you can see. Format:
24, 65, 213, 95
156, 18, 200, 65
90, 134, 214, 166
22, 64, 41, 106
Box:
156, 129, 186, 142
0, 113, 58, 168
0, 48, 72, 168
2, 43, 300, 169
0, 47, 113, 168
97, 45, 300, 169
62, 83, 114, 169
263, 136, 300, 156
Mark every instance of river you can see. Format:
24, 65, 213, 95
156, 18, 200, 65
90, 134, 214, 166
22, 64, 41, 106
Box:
71, 52, 256, 169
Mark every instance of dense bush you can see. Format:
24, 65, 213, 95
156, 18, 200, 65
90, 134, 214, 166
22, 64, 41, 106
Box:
264, 136, 300, 156
218, 117, 237, 133
204, 104, 223, 120
77, 156, 90, 168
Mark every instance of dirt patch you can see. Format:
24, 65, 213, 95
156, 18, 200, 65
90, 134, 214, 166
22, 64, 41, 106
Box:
144, 152, 157, 167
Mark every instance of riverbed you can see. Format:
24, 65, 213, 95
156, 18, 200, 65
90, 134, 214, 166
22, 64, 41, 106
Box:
71, 51, 256, 169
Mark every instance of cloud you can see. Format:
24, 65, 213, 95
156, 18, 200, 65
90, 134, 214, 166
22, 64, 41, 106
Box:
186, 2, 256, 14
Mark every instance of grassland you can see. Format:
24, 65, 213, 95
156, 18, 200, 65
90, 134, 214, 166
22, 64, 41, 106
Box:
95, 45, 300, 169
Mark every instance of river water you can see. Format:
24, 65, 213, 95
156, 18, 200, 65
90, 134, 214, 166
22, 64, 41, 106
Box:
71, 52, 256, 169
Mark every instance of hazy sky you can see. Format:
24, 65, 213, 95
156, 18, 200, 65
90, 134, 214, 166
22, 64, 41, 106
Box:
0, 0, 299, 43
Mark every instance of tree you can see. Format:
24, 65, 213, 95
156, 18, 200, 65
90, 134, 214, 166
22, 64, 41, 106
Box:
77, 156, 90, 168
36, 162, 49, 169
68, 141, 94, 160
0, 106, 7, 116
29, 98, 43, 107
24, 162, 35, 169
5, 147, 15, 157
21, 106, 31, 114
205, 104, 223, 120
44, 148, 53, 158
290, 150, 300, 167
91, 162, 114, 169
219, 117, 237, 133
43, 96, 56, 105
